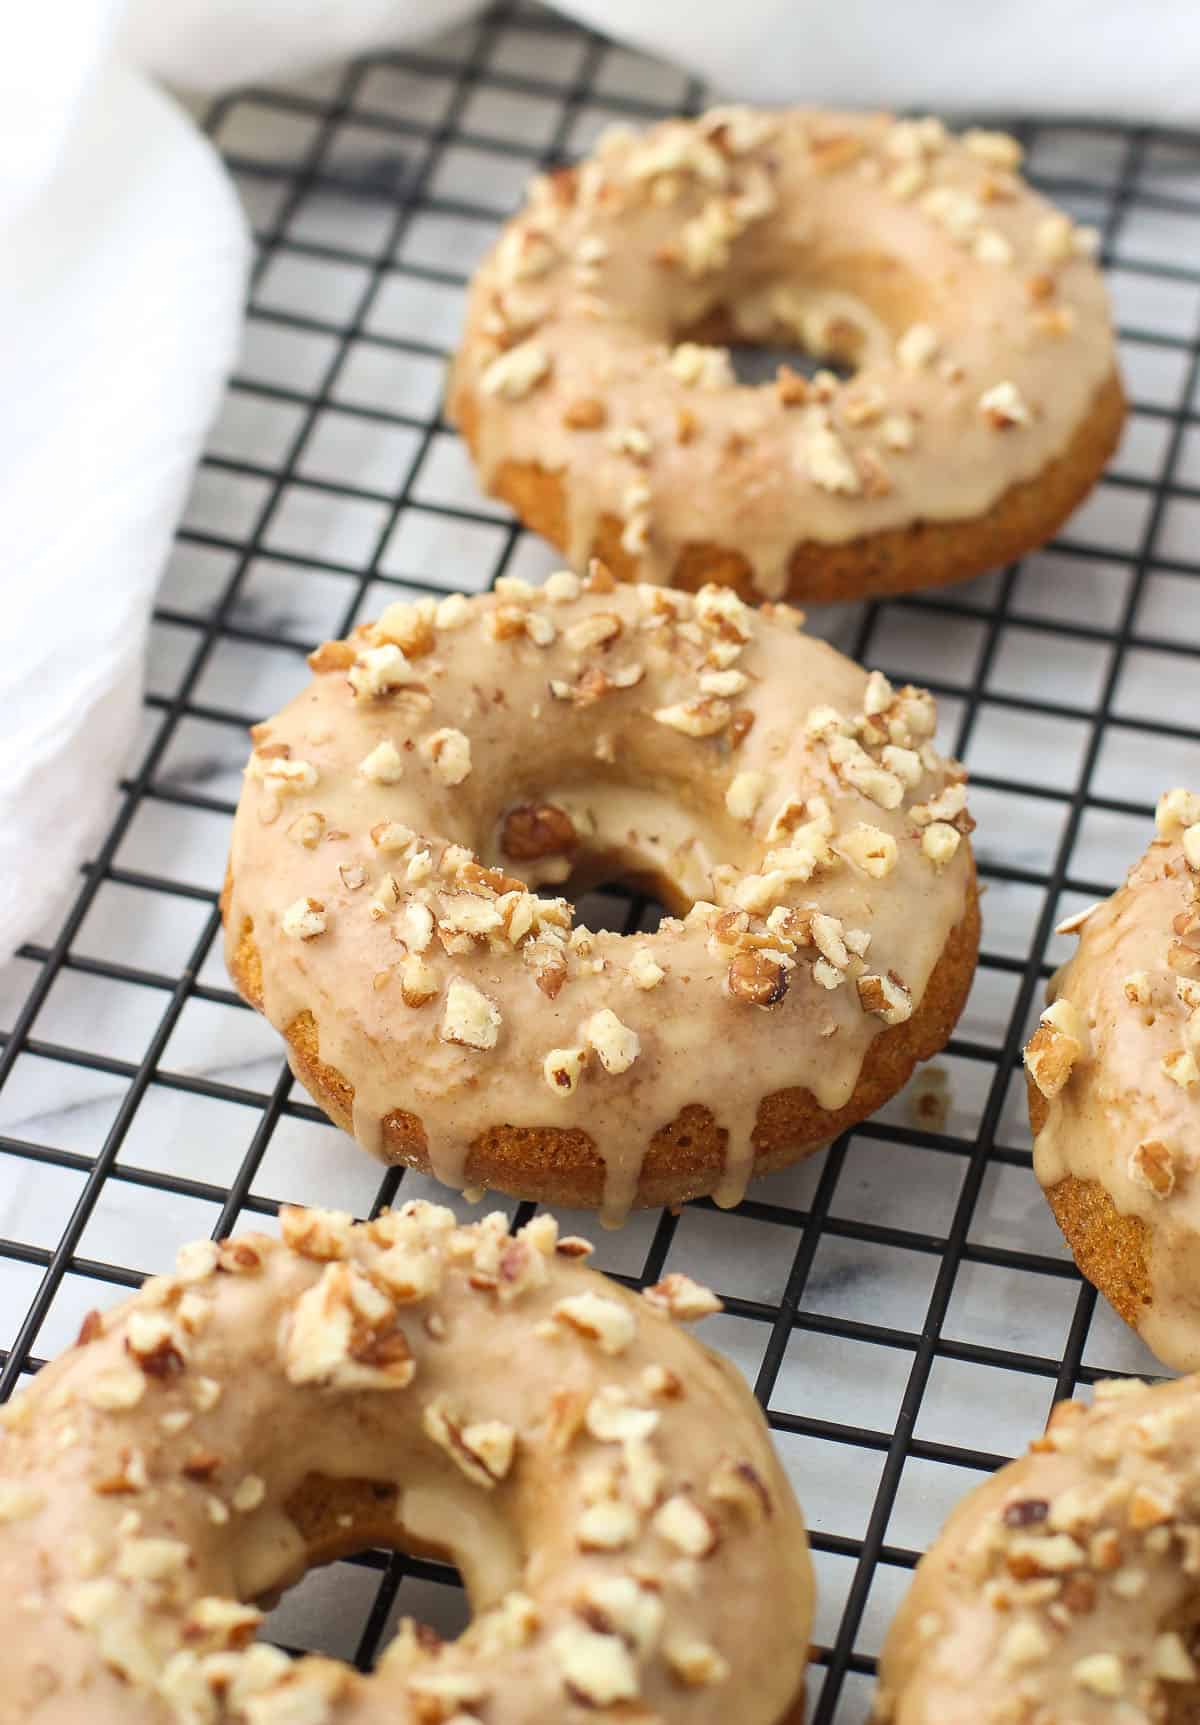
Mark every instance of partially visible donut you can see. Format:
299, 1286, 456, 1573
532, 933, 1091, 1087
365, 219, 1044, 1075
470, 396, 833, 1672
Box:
1024, 789, 1200, 1371
450, 108, 1124, 604
0, 1205, 813, 1724
875, 1375, 1200, 1724
222, 573, 979, 1220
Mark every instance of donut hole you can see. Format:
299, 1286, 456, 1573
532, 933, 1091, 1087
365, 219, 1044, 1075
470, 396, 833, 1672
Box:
257, 1472, 488, 1665
563, 871, 673, 937
518, 844, 683, 936
677, 299, 863, 387
722, 341, 855, 389
674, 250, 934, 389
491, 780, 745, 933
550, 821, 696, 934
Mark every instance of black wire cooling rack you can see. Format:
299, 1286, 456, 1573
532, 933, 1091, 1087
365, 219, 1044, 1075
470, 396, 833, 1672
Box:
3, 3, 1200, 1719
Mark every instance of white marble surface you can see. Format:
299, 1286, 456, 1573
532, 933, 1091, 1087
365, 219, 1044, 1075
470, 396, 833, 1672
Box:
1, 11, 1199, 1719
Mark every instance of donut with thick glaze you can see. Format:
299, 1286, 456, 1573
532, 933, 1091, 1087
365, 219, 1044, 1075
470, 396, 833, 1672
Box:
875, 1374, 1200, 1724
0, 1205, 813, 1723
1025, 789, 1200, 1371
450, 107, 1124, 604
223, 573, 979, 1220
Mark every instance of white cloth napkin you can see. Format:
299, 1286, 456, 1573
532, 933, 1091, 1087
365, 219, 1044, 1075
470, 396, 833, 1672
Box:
1, 1, 1194, 962
0, 51, 248, 959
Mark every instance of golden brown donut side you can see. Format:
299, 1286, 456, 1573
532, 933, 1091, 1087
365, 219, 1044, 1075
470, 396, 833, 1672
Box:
228, 877, 978, 1209
0, 1206, 814, 1724
457, 368, 1125, 606
874, 1377, 1200, 1725
1030, 1076, 1155, 1336
1023, 790, 1200, 1371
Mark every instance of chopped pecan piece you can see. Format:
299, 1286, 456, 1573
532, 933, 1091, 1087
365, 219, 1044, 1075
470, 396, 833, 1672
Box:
501, 802, 579, 861
563, 397, 607, 430
727, 949, 790, 1006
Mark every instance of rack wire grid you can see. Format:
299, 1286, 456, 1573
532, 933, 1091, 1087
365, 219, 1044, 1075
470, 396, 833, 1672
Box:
2, 3, 1200, 1719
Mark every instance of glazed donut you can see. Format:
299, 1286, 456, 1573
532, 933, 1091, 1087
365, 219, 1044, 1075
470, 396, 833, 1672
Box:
223, 573, 980, 1219
449, 107, 1124, 605
874, 1375, 1200, 1724
0, 1204, 813, 1723
1024, 789, 1200, 1371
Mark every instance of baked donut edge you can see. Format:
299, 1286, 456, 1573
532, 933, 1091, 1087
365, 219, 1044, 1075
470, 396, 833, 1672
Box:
223, 868, 980, 1211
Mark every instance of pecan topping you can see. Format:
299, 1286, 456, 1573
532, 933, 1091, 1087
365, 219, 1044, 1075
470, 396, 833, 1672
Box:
423, 1396, 517, 1489
775, 365, 809, 406
182, 1449, 223, 1482
729, 708, 755, 748
501, 802, 579, 861
563, 397, 607, 430
1003, 1498, 1049, 1528
727, 949, 790, 1007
